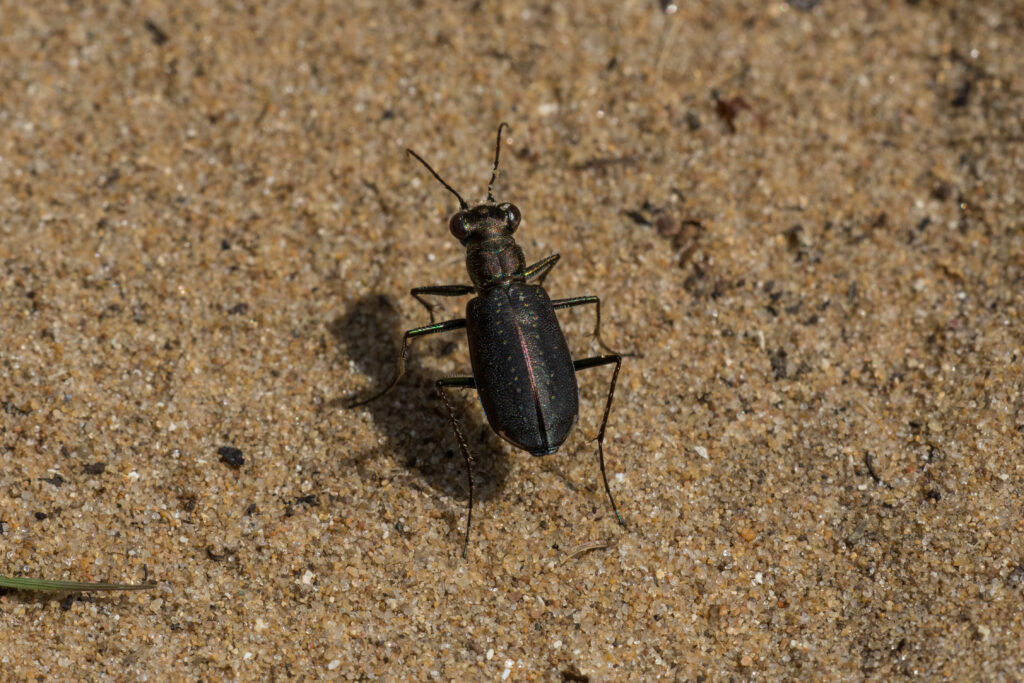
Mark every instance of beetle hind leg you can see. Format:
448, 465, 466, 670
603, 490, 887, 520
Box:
572, 354, 626, 526
436, 376, 479, 558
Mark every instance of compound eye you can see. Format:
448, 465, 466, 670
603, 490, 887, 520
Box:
499, 202, 521, 233
449, 211, 470, 241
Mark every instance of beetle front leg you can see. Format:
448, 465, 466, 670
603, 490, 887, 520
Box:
411, 284, 476, 324
436, 375, 478, 558
347, 318, 467, 407
522, 253, 561, 286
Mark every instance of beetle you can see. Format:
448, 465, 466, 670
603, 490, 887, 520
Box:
350, 123, 630, 555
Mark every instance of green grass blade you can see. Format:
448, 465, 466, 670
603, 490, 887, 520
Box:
0, 575, 155, 592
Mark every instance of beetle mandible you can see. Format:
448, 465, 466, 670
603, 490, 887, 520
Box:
351, 123, 630, 556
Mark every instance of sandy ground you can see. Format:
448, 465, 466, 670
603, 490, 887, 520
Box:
1, 0, 1022, 679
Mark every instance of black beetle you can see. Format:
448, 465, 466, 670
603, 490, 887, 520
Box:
351, 123, 630, 555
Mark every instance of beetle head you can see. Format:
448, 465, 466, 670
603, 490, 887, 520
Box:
407, 122, 516, 245
447, 201, 521, 244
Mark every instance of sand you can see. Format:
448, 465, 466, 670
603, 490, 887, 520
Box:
1, 0, 1022, 679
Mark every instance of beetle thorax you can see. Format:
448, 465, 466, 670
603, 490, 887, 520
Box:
465, 235, 526, 289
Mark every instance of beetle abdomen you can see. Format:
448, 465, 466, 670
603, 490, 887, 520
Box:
466, 284, 578, 455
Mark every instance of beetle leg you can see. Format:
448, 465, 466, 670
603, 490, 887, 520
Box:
348, 318, 467, 407
522, 253, 561, 286
552, 296, 641, 357
436, 376, 478, 558
411, 284, 476, 323
572, 354, 626, 526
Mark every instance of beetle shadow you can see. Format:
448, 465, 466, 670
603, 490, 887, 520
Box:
328, 294, 511, 507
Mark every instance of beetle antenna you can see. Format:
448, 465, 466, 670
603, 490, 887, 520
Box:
407, 149, 468, 210
486, 122, 510, 203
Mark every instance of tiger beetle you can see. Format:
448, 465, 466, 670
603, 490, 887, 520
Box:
350, 123, 631, 557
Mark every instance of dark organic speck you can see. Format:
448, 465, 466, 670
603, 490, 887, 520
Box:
218, 445, 245, 468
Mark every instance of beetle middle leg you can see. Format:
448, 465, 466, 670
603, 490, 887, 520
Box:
552, 295, 639, 357
348, 318, 467, 407
436, 375, 478, 558
572, 353, 626, 526
411, 284, 475, 324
